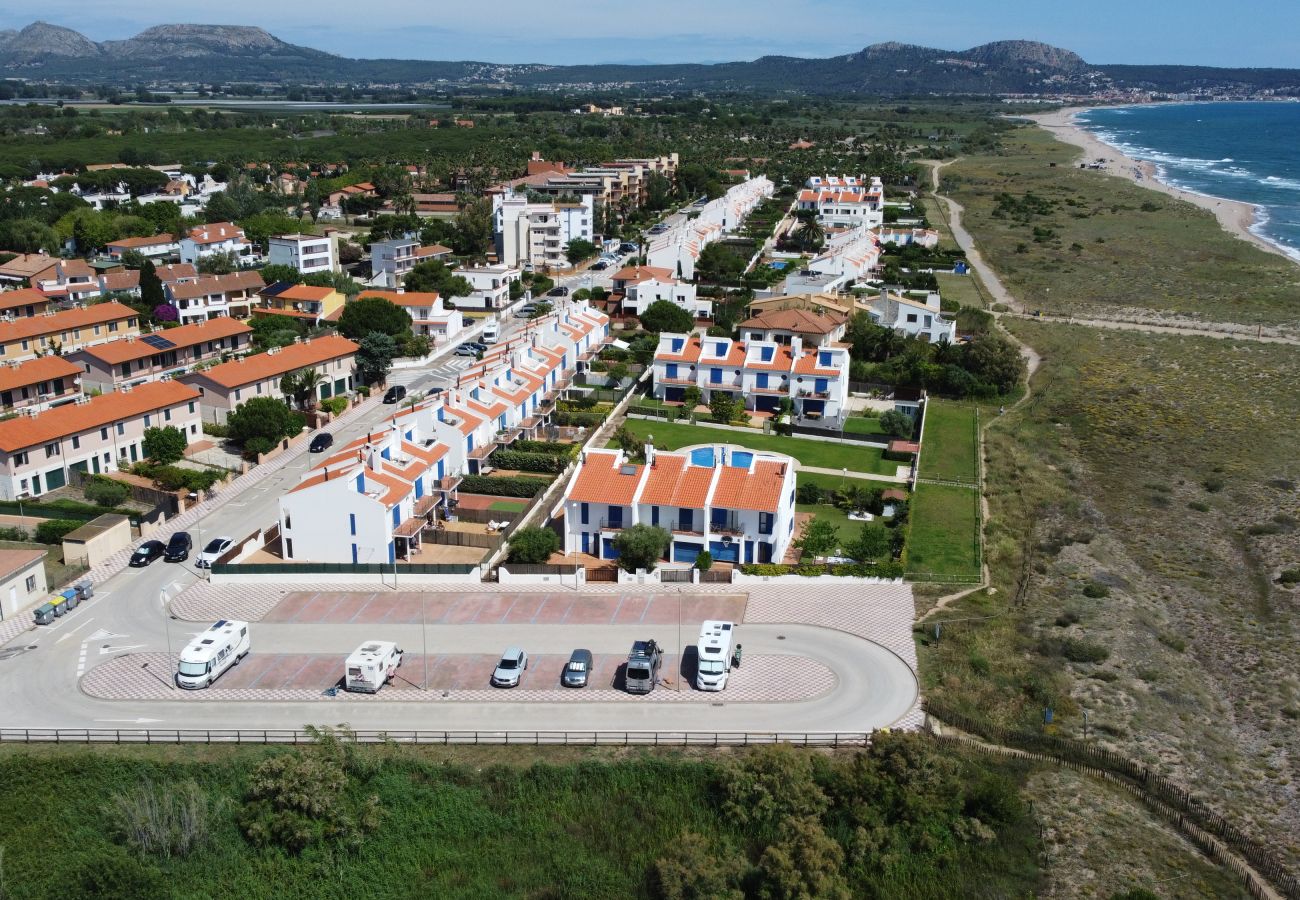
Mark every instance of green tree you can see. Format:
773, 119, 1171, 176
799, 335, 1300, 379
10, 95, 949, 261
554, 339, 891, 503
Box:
453, 197, 493, 257
611, 523, 671, 573
280, 367, 325, 411
879, 410, 914, 439
709, 392, 737, 423
846, 522, 890, 562
355, 332, 399, 386
506, 526, 560, 564
639, 299, 694, 334
651, 832, 745, 900
258, 263, 304, 285
227, 396, 296, 447
138, 260, 165, 310
197, 250, 240, 275
83, 475, 130, 507
694, 550, 713, 572
337, 296, 412, 340
400, 260, 472, 298
756, 816, 850, 900
796, 516, 839, 560
565, 238, 597, 265
142, 426, 187, 464
695, 242, 746, 283
644, 172, 674, 212
202, 191, 239, 223
720, 744, 830, 832
681, 385, 703, 410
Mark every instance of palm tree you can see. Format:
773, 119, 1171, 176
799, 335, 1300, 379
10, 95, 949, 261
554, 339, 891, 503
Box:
280, 367, 326, 411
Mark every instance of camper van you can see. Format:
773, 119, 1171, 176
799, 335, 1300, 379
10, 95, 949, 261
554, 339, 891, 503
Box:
175, 620, 250, 689
481, 317, 499, 345
624, 639, 663, 694
344, 641, 404, 693
695, 620, 736, 691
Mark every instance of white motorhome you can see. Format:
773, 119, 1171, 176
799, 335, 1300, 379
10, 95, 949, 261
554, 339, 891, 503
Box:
695, 620, 735, 691
481, 317, 499, 344
176, 619, 250, 689
344, 641, 404, 693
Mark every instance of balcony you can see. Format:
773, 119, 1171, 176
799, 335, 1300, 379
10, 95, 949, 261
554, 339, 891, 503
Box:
599, 518, 627, 531
437, 474, 462, 493
750, 382, 788, 395
657, 374, 697, 386
706, 377, 743, 389
468, 441, 498, 460
709, 519, 746, 536
669, 519, 703, 535
413, 493, 441, 518
394, 516, 426, 539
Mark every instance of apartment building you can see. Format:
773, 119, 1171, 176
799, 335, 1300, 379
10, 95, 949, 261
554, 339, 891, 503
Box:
560, 443, 797, 566
493, 193, 595, 270
867, 291, 956, 344
267, 233, 338, 275
165, 271, 264, 324
0, 303, 140, 363
0, 254, 60, 287
455, 265, 521, 311
645, 176, 773, 280
610, 265, 710, 319
179, 222, 254, 266
369, 235, 419, 288
69, 318, 253, 393
105, 233, 179, 261
797, 175, 885, 229
652, 333, 851, 420
0, 288, 54, 318
279, 423, 455, 565
179, 334, 358, 423
0, 356, 82, 412
0, 380, 202, 500
354, 290, 464, 343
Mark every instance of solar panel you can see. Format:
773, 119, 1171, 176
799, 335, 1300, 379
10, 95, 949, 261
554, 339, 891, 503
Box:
141, 334, 175, 350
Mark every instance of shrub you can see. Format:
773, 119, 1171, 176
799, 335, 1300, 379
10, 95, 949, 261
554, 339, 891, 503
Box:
84, 475, 131, 508
459, 475, 546, 498
35, 519, 81, 543
1279, 569, 1300, 586
490, 450, 568, 474
1081, 581, 1110, 598
142, 426, 187, 464
1061, 638, 1110, 664
709, 392, 737, 424
506, 526, 559, 564
228, 396, 297, 447
512, 440, 576, 457
108, 779, 216, 860
612, 524, 671, 572
238, 751, 381, 853
320, 396, 349, 415
695, 550, 713, 572
242, 436, 275, 458
553, 409, 605, 428
0, 526, 29, 541
651, 833, 745, 900
1202, 475, 1225, 493
796, 482, 825, 504
1054, 610, 1080, 627
201, 421, 229, 438
720, 744, 828, 832
55, 851, 164, 900
1187, 500, 1210, 512
741, 564, 794, 576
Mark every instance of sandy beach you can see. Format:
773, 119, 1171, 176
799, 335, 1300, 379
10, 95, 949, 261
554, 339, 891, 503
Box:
1026, 107, 1297, 265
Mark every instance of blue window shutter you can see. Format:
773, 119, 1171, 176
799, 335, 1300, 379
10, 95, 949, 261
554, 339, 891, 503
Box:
666, 363, 677, 378
651, 505, 659, 526
816, 378, 828, 393
355, 474, 364, 492
757, 373, 768, 388
392, 506, 401, 526
351, 544, 358, 564
580, 502, 589, 525
349, 513, 357, 535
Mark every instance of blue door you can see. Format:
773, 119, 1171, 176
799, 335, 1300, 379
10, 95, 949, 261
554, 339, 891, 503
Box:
710, 540, 740, 563
602, 538, 619, 559
581, 532, 590, 555
744, 541, 754, 564
673, 542, 701, 564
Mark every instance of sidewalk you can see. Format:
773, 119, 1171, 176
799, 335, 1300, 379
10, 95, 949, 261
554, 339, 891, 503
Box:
799, 463, 909, 484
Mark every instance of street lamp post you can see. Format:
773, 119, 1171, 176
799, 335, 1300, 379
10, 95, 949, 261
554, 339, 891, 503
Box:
676, 586, 682, 693
421, 593, 428, 691
159, 589, 175, 690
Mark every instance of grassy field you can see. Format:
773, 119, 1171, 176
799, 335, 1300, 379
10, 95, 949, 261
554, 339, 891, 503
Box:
0, 737, 1044, 900
618, 420, 897, 475
843, 415, 887, 437
906, 483, 981, 579
919, 400, 979, 483
945, 126, 1300, 326
934, 271, 988, 310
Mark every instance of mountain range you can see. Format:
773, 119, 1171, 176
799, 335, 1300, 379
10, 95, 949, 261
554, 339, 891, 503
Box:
1, 22, 1298, 96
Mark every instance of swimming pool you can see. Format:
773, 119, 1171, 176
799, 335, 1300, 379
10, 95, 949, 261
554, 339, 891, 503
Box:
690, 447, 715, 467
729, 451, 754, 468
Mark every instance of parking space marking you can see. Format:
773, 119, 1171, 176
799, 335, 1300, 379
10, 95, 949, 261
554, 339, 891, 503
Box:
529, 596, 549, 624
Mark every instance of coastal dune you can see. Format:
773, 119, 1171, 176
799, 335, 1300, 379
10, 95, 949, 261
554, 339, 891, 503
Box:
1025, 107, 1295, 265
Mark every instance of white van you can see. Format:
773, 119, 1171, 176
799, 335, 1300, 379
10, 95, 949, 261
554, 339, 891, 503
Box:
176, 620, 250, 689
695, 620, 735, 691
344, 641, 404, 693
481, 318, 499, 344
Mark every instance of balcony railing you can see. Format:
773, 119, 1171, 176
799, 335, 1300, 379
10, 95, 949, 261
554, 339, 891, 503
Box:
657, 375, 697, 386
413, 494, 441, 518
599, 518, 627, 531
750, 383, 788, 395
437, 475, 462, 493
709, 519, 745, 536
468, 441, 498, 460
668, 519, 702, 535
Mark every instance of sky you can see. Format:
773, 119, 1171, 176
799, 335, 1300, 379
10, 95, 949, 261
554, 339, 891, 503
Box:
8, 0, 1300, 68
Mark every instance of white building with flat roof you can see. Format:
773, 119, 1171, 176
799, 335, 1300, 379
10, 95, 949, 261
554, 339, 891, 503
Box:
493, 193, 595, 271
268, 233, 338, 275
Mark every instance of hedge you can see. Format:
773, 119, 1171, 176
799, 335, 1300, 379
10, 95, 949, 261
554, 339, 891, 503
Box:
553, 410, 606, 428
35, 519, 81, 544
512, 440, 578, 457
738, 561, 905, 579
132, 462, 223, 494
458, 475, 547, 498
489, 450, 568, 474
0, 500, 136, 522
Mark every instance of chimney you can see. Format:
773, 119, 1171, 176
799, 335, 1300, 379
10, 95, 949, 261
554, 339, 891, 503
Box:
644, 436, 655, 468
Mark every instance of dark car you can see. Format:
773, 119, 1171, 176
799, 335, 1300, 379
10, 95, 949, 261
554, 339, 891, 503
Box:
547, 285, 569, 297
129, 540, 166, 568
310, 432, 334, 453
464, 342, 487, 353
164, 531, 192, 562
591, 260, 609, 271
383, 385, 407, 404
562, 649, 594, 688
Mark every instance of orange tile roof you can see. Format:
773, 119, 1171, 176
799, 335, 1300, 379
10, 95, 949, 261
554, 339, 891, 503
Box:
36, 259, 95, 281
355, 289, 441, 308
0, 254, 58, 279
168, 271, 264, 301
99, 271, 140, 292
568, 451, 641, 505
414, 244, 453, 258
0, 380, 199, 452
107, 233, 175, 250
276, 284, 334, 302
699, 341, 747, 367
0, 302, 136, 344
711, 459, 789, 512
184, 335, 357, 390
185, 222, 247, 245
792, 350, 844, 376
156, 264, 198, 283
0, 288, 51, 312
740, 307, 846, 335
746, 345, 796, 372
0, 355, 80, 392
612, 265, 675, 284
657, 335, 701, 363
77, 318, 251, 365
639, 454, 718, 509
442, 405, 484, 436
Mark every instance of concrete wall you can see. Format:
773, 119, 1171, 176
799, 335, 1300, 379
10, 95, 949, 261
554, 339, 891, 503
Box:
62, 515, 132, 567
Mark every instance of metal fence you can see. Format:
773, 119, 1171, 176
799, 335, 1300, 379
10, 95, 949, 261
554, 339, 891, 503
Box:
209, 562, 479, 576
0, 728, 871, 748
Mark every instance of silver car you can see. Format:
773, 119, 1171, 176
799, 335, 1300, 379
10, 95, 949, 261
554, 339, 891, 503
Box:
562, 649, 593, 688
491, 646, 528, 688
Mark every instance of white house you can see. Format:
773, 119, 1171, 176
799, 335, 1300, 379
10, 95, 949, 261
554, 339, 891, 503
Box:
369, 235, 419, 288
493, 193, 595, 270
267, 233, 338, 275
456, 265, 521, 311
652, 333, 851, 421
867, 291, 956, 343
165, 271, 264, 324
797, 175, 885, 229
878, 228, 940, 249
559, 443, 797, 566
645, 176, 773, 280
610, 265, 710, 319
353, 290, 464, 344
179, 222, 254, 267
278, 424, 455, 565
105, 233, 179, 261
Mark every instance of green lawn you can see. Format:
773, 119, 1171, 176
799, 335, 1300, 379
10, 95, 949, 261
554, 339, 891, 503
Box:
620, 420, 897, 476
920, 400, 978, 483
907, 482, 980, 578
489, 500, 529, 512
844, 416, 888, 437
935, 271, 988, 310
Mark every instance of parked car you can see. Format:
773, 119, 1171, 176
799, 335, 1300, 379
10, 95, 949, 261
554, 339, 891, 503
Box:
129, 540, 166, 568
491, 646, 528, 688
591, 260, 609, 271
619, 242, 639, 254
383, 385, 407, 404
547, 286, 569, 297
310, 432, 335, 453
195, 536, 234, 569
164, 531, 193, 562
464, 341, 487, 352
513, 305, 536, 319
562, 649, 593, 688
454, 344, 478, 356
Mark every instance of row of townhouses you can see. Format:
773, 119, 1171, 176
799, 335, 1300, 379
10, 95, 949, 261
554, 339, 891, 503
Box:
652, 332, 852, 420
797, 175, 886, 229
277, 300, 610, 564
645, 176, 774, 281
608, 265, 710, 319
559, 442, 798, 567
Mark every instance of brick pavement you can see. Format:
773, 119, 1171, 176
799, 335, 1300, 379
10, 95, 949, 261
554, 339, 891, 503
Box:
82, 652, 834, 705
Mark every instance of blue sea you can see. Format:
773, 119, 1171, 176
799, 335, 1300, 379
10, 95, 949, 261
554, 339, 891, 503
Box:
1076, 102, 1300, 261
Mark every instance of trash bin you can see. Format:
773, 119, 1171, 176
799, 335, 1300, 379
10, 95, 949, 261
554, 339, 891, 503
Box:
74, 579, 93, 601
61, 588, 79, 612
33, 603, 56, 625
50, 595, 68, 617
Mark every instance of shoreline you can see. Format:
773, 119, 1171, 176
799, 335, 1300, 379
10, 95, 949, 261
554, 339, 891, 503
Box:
1024, 106, 1299, 266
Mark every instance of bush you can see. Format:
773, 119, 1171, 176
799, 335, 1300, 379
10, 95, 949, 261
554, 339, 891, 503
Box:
320, 396, 349, 415
228, 396, 298, 447
243, 436, 275, 458
709, 392, 737, 424
1054, 610, 1081, 627
56, 851, 164, 900
108, 779, 216, 860
553, 409, 605, 428
142, 425, 187, 464
512, 440, 577, 457
796, 482, 824, 504
695, 550, 713, 571
1278, 568, 1300, 586
506, 526, 559, 564
36, 519, 81, 543
201, 421, 229, 438
1061, 638, 1110, 664
459, 475, 546, 498
1081, 581, 1110, 598
1202, 475, 1226, 493
84, 475, 131, 508
612, 523, 671, 573
490, 450, 568, 474
238, 751, 381, 853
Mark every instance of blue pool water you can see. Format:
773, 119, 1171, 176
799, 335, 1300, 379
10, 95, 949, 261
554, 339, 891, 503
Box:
729, 451, 754, 468
690, 447, 715, 467
769, 261, 788, 270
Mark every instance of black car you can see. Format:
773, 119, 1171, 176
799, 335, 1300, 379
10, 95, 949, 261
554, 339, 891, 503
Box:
164, 531, 192, 562
310, 432, 335, 453
383, 385, 407, 404
547, 286, 569, 297
129, 540, 166, 568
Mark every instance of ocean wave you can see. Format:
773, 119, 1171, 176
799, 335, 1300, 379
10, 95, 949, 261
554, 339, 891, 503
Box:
1261, 175, 1300, 191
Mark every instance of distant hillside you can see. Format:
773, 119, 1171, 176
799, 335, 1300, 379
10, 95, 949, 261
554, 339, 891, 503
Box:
0, 22, 1297, 96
